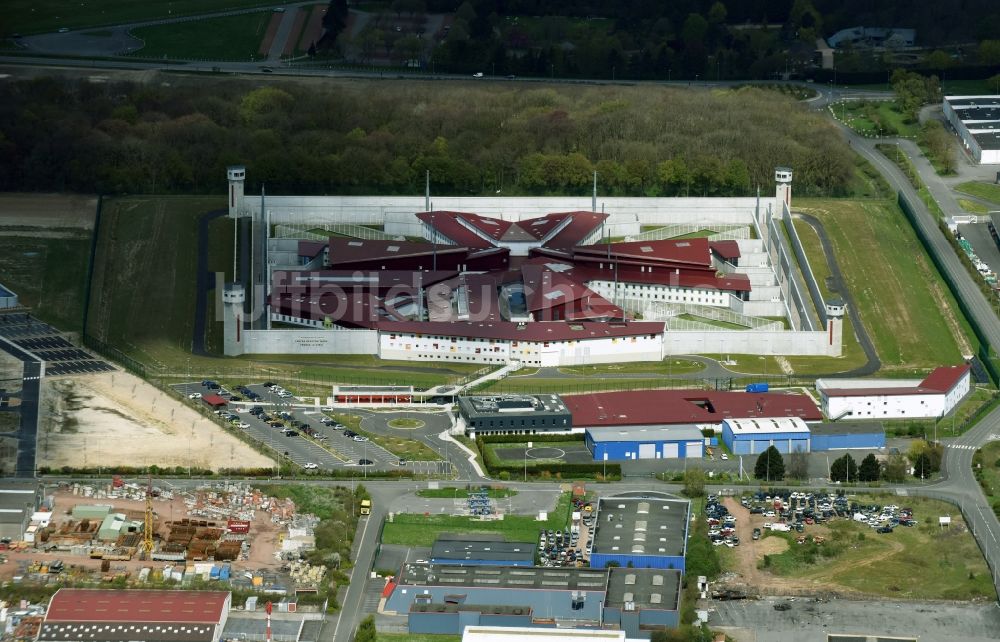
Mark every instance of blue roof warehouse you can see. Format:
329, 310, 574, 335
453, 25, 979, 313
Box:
585, 425, 705, 461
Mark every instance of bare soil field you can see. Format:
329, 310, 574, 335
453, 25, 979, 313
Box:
0, 194, 97, 229
37, 371, 274, 470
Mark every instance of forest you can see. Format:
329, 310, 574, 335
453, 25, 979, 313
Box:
0, 76, 856, 197
326, 0, 1000, 81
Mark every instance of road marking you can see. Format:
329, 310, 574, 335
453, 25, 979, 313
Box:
332, 510, 374, 642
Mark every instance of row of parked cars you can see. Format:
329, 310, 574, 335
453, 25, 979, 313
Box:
705, 496, 740, 547
538, 526, 588, 567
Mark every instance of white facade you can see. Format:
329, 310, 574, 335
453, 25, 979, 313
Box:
943, 96, 1000, 165
464, 627, 625, 642
817, 369, 971, 420
378, 330, 665, 367
589, 280, 731, 307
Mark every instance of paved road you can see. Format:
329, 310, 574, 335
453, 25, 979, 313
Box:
0, 339, 41, 478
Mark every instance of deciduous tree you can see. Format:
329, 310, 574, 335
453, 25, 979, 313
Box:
754, 446, 785, 481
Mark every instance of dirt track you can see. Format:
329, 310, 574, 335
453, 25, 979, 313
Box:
37, 371, 275, 471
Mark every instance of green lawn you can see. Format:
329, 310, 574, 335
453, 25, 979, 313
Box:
479, 377, 696, 395
130, 11, 271, 61
387, 418, 423, 429
676, 313, 747, 330
484, 440, 583, 464
975, 442, 1000, 519
2, 0, 276, 35
956, 181, 1000, 206
838, 100, 917, 138
761, 496, 994, 600
555, 358, 703, 376
377, 635, 460, 642
0, 232, 92, 331
793, 198, 971, 373
958, 198, 990, 215
331, 414, 442, 461
381, 492, 572, 547
416, 487, 517, 499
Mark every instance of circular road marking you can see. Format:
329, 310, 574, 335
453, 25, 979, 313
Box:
525, 447, 566, 460
387, 418, 426, 430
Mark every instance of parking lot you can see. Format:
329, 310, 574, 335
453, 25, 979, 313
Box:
171, 381, 409, 472
171, 381, 345, 471
0, 313, 114, 376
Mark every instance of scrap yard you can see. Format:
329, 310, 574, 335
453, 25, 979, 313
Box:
0, 480, 324, 594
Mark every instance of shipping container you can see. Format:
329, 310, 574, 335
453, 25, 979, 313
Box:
745, 383, 769, 393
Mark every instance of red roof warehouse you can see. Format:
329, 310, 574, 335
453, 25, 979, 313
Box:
40, 589, 231, 642
564, 390, 822, 427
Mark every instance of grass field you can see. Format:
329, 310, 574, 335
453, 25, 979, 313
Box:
793, 198, 971, 373
838, 100, 917, 138
974, 442, 1000, 518
958, 198, 990, 214
377, 634, 460, 642
0, 232, 92, 331
485, 440, 584, 464
3, 0, 276, 35
956, 181, 1000, 205
761, 496, 994, 600
387, 418, 423, 429
555, 358, 703, 376
381, 492, 572, 547
331, 414, 442, 461
883, 386, 998, 437
131, 11, 271, 61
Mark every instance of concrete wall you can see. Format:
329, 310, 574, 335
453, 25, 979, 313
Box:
663, 329, 835, 356
242, 194, 768, 227
235, 328, 379, 356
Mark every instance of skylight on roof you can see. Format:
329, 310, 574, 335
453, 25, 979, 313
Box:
543, 291, 565, 300
348, 241, 363, 246
387, 245, 400, 252
640, 246, 653, 253
675, 242, 691, 247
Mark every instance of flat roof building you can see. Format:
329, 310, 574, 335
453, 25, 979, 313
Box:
943, 96, 1000, 164
39, 589, 231, 642
0, 284, 17, 310
590, 498, 690, 570
458, 394, 572, 435
431, 534, 536, 567
585, 425, 705, 461
721, 417, 812, 455
463, 626, 625, 642
817, 365, 971, 420
809, 421, 886, 452
0, 481, 42, 542
386, 562, 682, 636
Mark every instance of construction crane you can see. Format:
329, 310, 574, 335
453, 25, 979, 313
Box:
143, 474, 154, 555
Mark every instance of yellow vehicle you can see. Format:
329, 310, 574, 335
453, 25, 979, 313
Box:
360, 499, 372, 516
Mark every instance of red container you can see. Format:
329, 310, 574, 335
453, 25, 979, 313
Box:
227, 519, 251, 534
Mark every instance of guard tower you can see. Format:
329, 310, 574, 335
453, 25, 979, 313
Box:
223, 283, 246, 356
227, 165, 246, 219
825, 298, 846, 356
775, 166, 793, 211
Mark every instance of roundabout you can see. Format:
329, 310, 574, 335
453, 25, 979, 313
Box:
387, 418, 425, 430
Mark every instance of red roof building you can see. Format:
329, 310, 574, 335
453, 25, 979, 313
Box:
564, 390, 822, 427
200, 394, 228, 408
41, 589, 231, 642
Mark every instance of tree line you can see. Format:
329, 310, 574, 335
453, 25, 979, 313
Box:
749, 441, 942, 483
0, 76, 855, 197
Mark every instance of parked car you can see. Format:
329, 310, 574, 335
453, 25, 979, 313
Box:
284, 430, 300, 437
188, 392, 202, 399
752, 528, 761, 540
358, 458, 374, 466
303, 463, 318, 470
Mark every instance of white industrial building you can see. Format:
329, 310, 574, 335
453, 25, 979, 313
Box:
816, 365, 971, 420
943, 96, 1000, 164
463, 627, 625, 642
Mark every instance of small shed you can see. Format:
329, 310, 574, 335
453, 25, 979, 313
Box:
201, 394, 228, 409
98, 513, 127, 541
72, 505, 112, 520
0, 284, 17, 309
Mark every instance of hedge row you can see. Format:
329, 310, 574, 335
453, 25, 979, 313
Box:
476, 436, 621, 480
478, 433, 585, 445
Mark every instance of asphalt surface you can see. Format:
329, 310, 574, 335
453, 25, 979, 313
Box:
0, 338, 41, 477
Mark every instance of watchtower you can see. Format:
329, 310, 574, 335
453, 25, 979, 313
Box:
223, 283, 246, 356
825, 298, 846, 356
775, 166, 793, 211
227, 165, 246, 219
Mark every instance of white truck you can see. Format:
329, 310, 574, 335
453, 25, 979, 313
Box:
769, 523, 791, 532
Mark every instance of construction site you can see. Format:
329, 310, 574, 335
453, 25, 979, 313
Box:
1, 480, 326, 596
